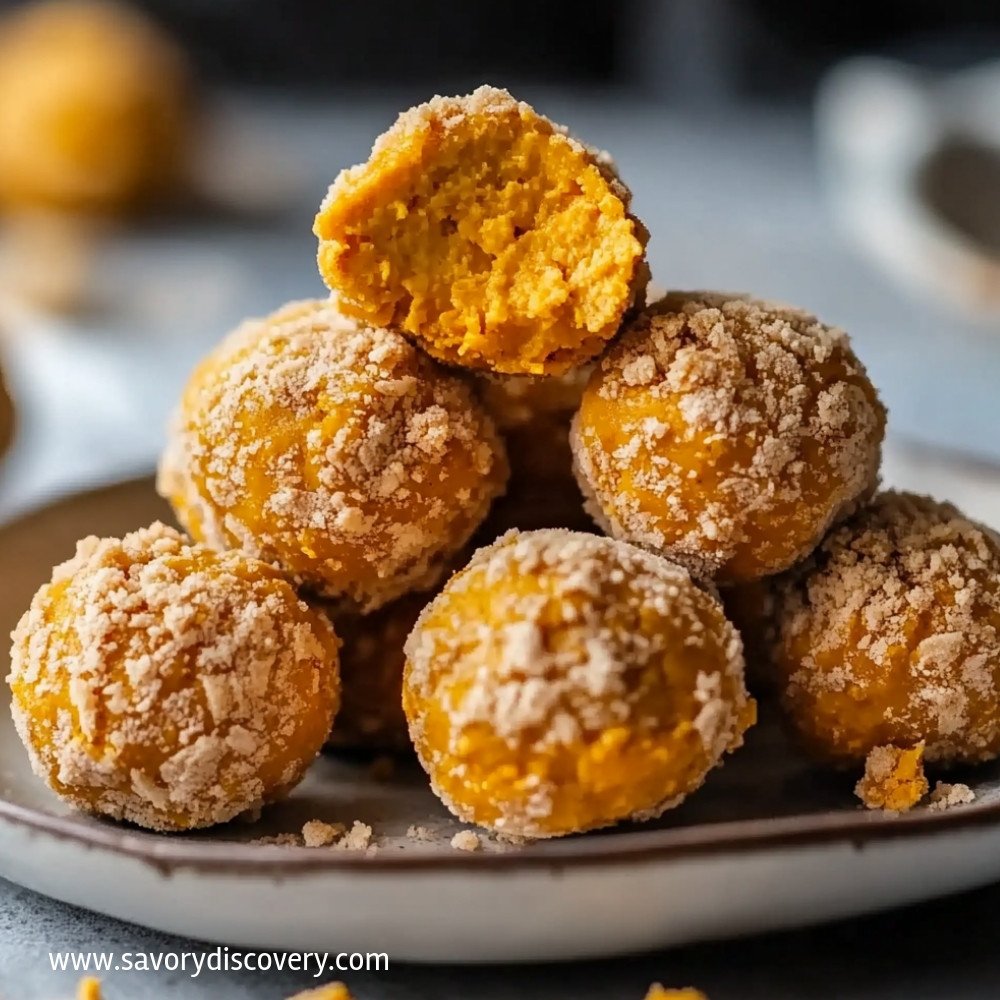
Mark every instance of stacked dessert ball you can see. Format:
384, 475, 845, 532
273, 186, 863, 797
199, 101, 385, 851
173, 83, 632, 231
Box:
0, 0, 192, 215
8, 85, 996, 837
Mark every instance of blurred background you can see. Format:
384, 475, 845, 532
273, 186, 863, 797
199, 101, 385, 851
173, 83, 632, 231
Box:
1, 0, 999, 518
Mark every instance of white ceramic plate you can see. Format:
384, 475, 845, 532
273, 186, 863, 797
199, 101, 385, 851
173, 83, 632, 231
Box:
3, 455, 1000, 963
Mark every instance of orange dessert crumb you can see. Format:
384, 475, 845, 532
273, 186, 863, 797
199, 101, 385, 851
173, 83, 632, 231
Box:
645, 987, 709, 1000
158, 297, 507, 611
403, 529, 754, 838
7, 522, 341, 831
286, 985, 353, 1000
77, 977, 102, 1000
314, 85, 648, 375
771, 492, 1000, 765
571, 292, 885, 583
854, 743, 928, 811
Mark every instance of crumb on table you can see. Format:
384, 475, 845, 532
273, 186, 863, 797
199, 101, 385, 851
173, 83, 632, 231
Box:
644, 986, 709, 999
407, 824, 433, 841
928, 781, 976, 812
450, 829, 481, 852
286, 984, 354, 1000
855, 743, 928, 812
77, 978, 102, 1000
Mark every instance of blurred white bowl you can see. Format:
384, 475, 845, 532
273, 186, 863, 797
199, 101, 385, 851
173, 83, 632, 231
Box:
817, 58, 1000, 317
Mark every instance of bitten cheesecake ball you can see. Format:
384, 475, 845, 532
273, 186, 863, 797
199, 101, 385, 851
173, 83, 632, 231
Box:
324, 592, 428, 753
473, 369, 594, 537
0, 0, 190, 214
6, 523, 341, 831
571, 293, 886, 583
770, 492, 1000, 765
158, 298, 508, 612
403, 530, 754, 838
314, 86, 648, 376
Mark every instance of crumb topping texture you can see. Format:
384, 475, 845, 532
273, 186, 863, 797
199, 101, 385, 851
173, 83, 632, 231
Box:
7, 522, 341, 831
157, 297, 508, 612
571, 292, 886, 582
314, 85, 648, 375
403, 528, 754, 838
772, 491, 1000, 764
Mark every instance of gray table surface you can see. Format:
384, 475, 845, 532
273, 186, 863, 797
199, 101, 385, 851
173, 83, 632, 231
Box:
3, 87, 1000, 999
4, 874, 1000, 999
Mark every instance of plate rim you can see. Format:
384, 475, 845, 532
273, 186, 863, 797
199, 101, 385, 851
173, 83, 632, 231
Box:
3, 470, 1000, 877
4, 782, 1000, 876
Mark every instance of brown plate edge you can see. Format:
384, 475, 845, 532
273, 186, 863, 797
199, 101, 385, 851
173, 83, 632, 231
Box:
5, 778, 1000, 878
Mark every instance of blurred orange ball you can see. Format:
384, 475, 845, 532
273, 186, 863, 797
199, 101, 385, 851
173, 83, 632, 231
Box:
0, 0, 192, 214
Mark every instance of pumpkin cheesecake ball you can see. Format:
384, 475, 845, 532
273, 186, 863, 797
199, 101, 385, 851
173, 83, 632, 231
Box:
7, 522, 341, 831
771, 492, 1000, 765
158, 298, 508, 612
571, 292, 886, 583
476, 366, 592, 431
0, 0, 191, 214
403, 530, 754, 838
314, 85, 648, 376
323, 592, 427, 753
474, 368, 593, 536
720, 580, 778, 693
